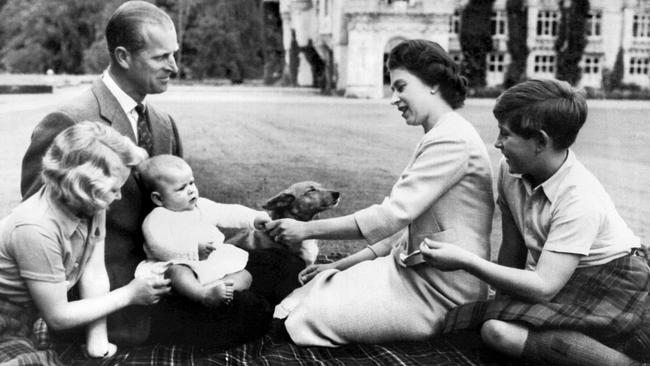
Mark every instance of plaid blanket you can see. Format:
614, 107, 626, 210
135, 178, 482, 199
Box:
54, 331, 530, 366
443, 254, 650, 350
0, 298, 65, 366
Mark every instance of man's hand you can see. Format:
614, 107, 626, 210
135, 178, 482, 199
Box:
198, 241, 216, 260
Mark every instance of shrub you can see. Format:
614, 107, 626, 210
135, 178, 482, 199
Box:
459, 0, 495, 88
504, 0, 528, 88
555, 0, 589, 85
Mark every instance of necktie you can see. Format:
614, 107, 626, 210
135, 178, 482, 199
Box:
135, 103, 153, 155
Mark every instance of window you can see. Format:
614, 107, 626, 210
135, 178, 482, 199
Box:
491, 10, 507, 36
581, 56, 601, 74
629, 57, 649, 75
450, 9, 461, 35
586, 11, 601, 37
487, 53, 507, 72
323, 0, 329, 16
534, 54, 556, 74
536, 10, 559, 37
632, 14, 650, 38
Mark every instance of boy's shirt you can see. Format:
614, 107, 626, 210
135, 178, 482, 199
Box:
497, 150, 640, 269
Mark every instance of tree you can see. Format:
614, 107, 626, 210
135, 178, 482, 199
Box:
262, 1, 284, 85
459, 0, 495, 88
603, 47, 624, 91
504, 0, 528, 88
555, 0, 590, 85
0, 0, 105, 73
181, 0, 264, 82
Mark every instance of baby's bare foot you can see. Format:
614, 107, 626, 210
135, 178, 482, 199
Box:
201, 280, 234, 308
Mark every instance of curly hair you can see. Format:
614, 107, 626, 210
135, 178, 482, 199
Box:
387, 39, 468, 109
41, 121, 148, 215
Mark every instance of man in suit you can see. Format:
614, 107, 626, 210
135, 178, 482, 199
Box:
21, 1, 182, 344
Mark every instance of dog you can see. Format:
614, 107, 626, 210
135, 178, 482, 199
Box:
226, 181, 340, 264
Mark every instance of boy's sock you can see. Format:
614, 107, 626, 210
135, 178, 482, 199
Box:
522, 329, 637, 366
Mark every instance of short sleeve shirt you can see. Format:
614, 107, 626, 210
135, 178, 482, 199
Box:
0, 187, 105, 304
497, 151, 640, 269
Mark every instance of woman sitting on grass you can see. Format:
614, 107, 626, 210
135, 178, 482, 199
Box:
0, 122, 170, 364
266, 39, 495, 346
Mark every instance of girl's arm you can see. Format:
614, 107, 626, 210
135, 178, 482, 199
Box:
77, 239, 115, 358
27, 271, 170, 332
420, 239, 580, 303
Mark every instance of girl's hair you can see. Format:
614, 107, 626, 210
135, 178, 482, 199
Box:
41, 121, 148, 215
387, 39, 468, 109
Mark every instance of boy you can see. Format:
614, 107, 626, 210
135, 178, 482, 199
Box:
419, 79, 649, 365
135, 155, 271, 307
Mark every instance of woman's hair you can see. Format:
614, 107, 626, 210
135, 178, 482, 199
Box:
387, 39, 468, 109
41, 121, 148, 215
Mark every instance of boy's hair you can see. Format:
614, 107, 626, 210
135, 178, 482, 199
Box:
137, 154, 190, 193
42, 121, 147, 215
387, 39, 468, 109
493, 79, 587, 149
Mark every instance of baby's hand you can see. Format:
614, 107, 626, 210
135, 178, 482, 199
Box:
254, 212, 272, 231
198, 241, 216, 260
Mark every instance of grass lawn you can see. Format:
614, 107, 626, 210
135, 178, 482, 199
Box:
1, 84, 649, 261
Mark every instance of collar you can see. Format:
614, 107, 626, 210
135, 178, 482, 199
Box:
423, 110, 458, 138
538, 150, 575, 203
102, 70, 144, 117
42, 186, 82, 238
511, 150, 575, 203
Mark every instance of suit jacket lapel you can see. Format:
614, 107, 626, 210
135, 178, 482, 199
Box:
146, 106, 172, 155
91, 78, 137, 143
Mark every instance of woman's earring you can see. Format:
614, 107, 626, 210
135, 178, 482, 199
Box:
430, 89, 438, 95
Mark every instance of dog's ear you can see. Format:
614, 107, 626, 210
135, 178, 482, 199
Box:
263, 192, 295, 210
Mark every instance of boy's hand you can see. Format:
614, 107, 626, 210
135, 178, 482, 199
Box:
253, 212, 272, 231
198, 241, 216, 260
419, 238, 470, 271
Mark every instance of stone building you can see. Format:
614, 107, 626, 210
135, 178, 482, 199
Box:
271, 0, 650, 98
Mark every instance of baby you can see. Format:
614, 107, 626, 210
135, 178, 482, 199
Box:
135, 154, 271, 307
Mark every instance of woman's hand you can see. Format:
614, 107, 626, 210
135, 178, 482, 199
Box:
419, 238, 472, 271
265, 219, 309, 246
127, 277, 171, 305
298, 262, 337, 284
